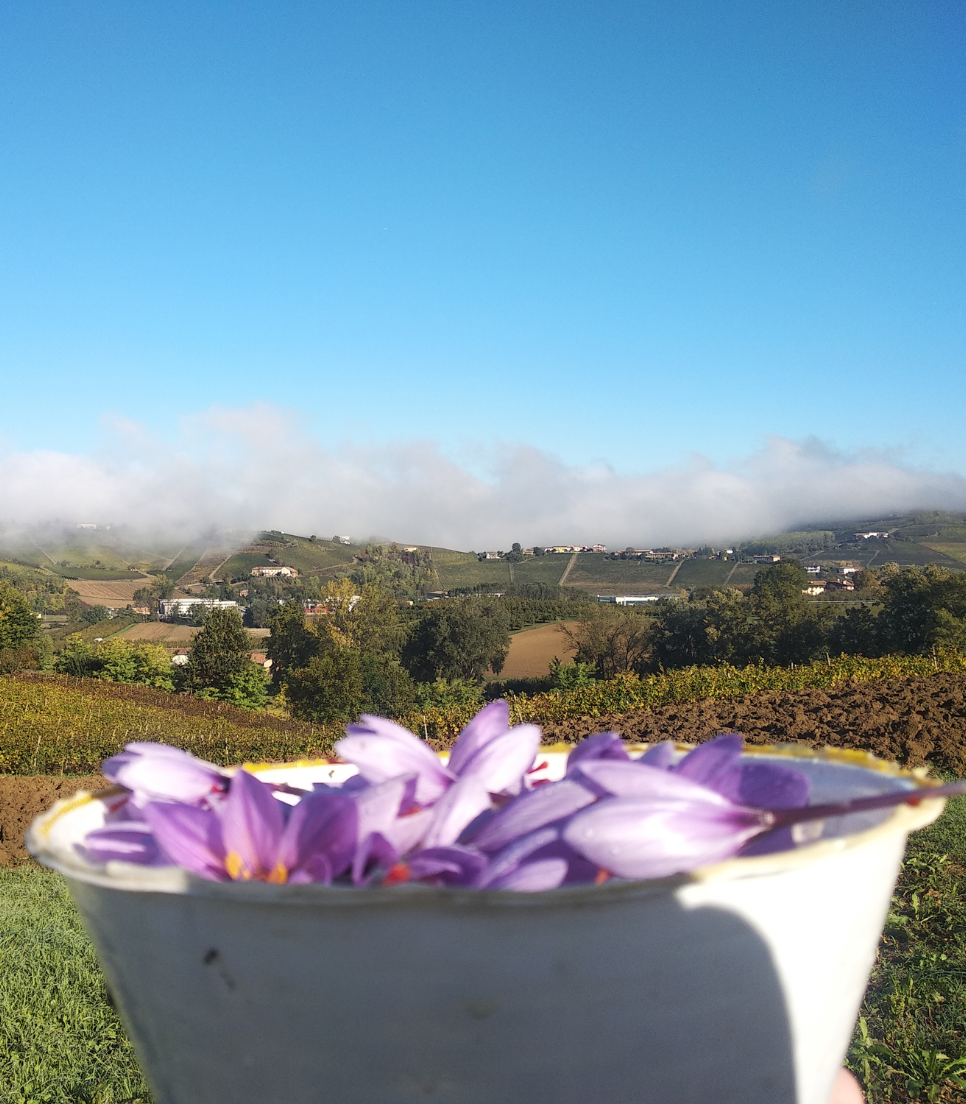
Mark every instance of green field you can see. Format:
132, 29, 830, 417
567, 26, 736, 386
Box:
160, 544, 208, 584
431, 550, 513, 590
214, 538, 358, 582
507, 557, 569, 586
564, 553, 676, 592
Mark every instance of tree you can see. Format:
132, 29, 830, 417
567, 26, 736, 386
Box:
284, 649, 414, 724
182, 607, 252, 693
747, 561, 828, 666
0, 580, 40, 650
81, 605, 110, 625
97, 639, 175, 690
560, 606, 654, 679
878, 564, 966, 654
402, 598, 511, 682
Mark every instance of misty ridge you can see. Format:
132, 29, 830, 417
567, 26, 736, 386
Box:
1, 403, 965, 550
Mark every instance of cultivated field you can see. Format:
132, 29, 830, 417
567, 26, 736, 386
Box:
565, 553, 677, 593
118, 623, 199, 645
495, 621, 578, 679
118, 624, 269, 646
66, 578, 149, 603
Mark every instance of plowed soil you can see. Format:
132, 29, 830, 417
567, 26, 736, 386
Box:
543, 673, 966, 777
0, 776, 110, 865
496, 622, 579, 679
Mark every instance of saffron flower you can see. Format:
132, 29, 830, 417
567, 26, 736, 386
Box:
81, 712, 966, 891
102, 742, 228, 807
138, 769, 356, 883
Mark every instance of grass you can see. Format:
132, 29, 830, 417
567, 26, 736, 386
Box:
847, 793, 966, 1102
0, 867, 151, 1103
0, 797, 962, 1103
507, 557, 569, 586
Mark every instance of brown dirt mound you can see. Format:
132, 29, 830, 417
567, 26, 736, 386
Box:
0, 776, 110, 865
542, 673, 966, 777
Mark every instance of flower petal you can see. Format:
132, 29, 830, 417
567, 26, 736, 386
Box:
447, 701, 511, 775
563, 796, 764, 880
80, 823, 170, 866
736, 761, 810, 810
566, 731, 629, 772
105, 743, 226, 804
407, 845, 488, 886
421, 774, 492, 849
469, 779, 597, 853
476, 825, 561, 888
221, 769, 285, 879
280, 789, 357, 882
637, 741, 676, 770
456, 724, 542, 796
485, 857, 569, 892
673, 734, 743, 791
573, 760, 734, 806
337, 716, 453, 805
141, 802, 227, 880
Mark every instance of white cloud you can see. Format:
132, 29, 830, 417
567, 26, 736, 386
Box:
0, 404, 964, 549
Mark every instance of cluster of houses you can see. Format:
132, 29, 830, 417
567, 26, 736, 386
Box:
612, 548, 691, 562
480, 544, 607, 559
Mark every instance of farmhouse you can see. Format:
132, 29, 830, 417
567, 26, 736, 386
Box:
751, 554, 782, 564
251, 566, 298, 577
856, 531, 890, 540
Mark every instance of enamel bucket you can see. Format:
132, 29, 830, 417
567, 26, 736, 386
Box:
28, 747, 944, 1104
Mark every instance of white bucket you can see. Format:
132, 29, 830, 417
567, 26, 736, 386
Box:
28, 747, 944, 1104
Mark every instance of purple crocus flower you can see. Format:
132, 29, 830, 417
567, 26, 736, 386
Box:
336, 700, 541, 804
102, 742, 228, 807
141, 769, 357, 884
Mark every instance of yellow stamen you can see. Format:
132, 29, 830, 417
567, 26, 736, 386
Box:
225, 851, 250, 880
266, 861, 289, 884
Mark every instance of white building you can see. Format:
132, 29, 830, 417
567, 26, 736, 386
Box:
160, 598, 239, 618
251, 566, 298, 577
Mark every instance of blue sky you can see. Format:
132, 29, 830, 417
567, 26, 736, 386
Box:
0, 2, 964, 543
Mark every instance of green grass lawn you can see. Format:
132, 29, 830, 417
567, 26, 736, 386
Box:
847, 793, 966, 1103
1, 796, 963, 1103
0, 867, 150, 1103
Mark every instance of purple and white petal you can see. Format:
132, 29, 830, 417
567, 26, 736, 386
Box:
485, 857, 569, 892
105, 743, 227, 805
563, 795, 764, 880
566, 732, 630, 771
574, 760, 735, 806
447, 700, 512, 775
637, 741, 677, 770
476, 825, 561, 888
141, 802, 227, 881
220, 769, 286, 879
456, 724, 542, 796
672, 734, 743, 791
337, 716, 454, 805
281, 789, 358, 882
421, 774, 492, 850
469, 779, 597, 853
408, 845, 488, 886
80, 822, 170, 866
